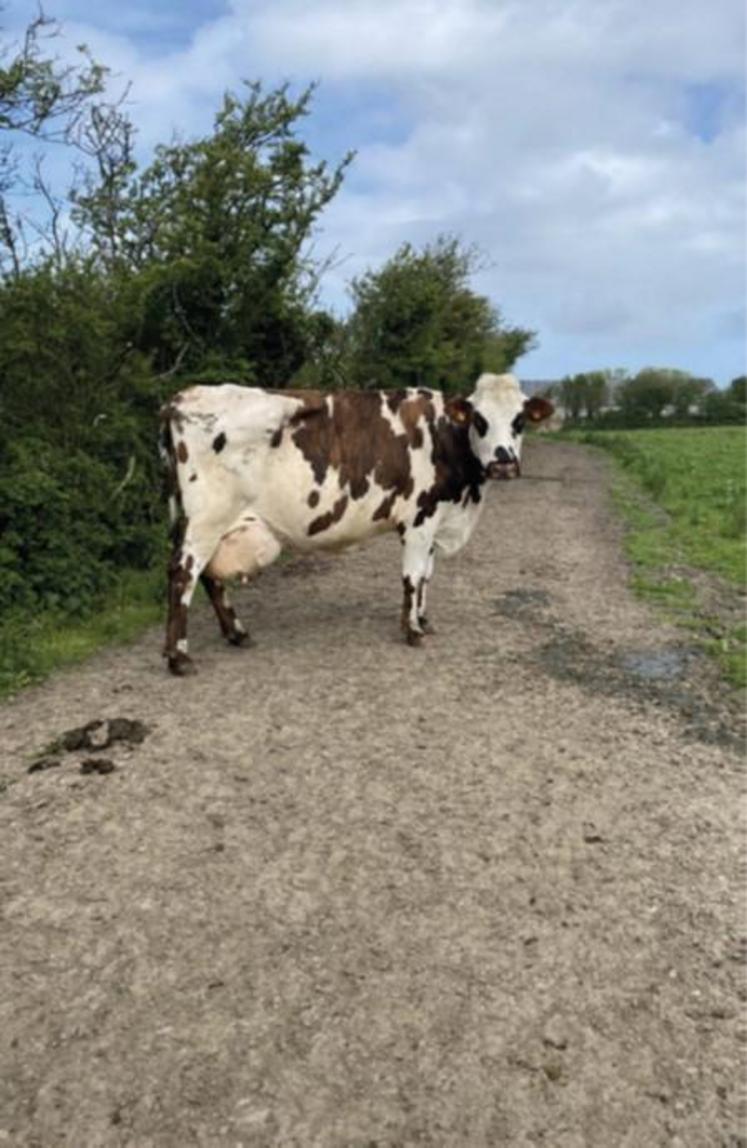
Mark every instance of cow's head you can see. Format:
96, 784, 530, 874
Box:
447, 373, 554, 480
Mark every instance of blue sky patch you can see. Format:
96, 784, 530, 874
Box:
682, 81, 742, 143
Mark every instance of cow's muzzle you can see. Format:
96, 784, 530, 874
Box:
486, 460, 521, 480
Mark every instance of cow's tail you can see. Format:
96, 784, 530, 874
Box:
158, 404, 181, 534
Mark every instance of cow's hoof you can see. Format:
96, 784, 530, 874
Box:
405, 629, 423, 647
418, 616, 435, 634
167, 652, 196, 676
227, 630, 252, 647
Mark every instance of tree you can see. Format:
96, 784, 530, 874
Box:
557, 371, 610, 422
0, 28, 354, 624
669, 374, 714, 419
727, 375, 747, 403
614, 368, 716, 425
558, 375, 585, 421
345, 236, 536, 391
701, 387, 747, 425
0, 12, 113, 276
73, 83, 352, 383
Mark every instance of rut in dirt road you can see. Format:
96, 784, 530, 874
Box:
0, 439, 744, 1148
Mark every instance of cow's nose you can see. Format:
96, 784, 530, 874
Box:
494, 446, 514, 464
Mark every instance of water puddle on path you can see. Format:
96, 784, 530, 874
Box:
619, 648, 689, 683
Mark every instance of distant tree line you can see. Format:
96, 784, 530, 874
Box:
0, 14, 534, 630
549, 369, 746, 428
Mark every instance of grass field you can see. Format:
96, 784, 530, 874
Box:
573, 426, 746, 687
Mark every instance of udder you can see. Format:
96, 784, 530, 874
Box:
206, 514, 281, 581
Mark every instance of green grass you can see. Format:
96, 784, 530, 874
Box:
0, 567, 165, 698
571, 426, 746, 688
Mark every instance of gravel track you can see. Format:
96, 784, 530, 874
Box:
0, 440, 744, 1148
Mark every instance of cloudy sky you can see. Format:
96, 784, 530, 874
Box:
2, 0, 745, 383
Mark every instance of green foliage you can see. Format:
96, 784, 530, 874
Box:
74, 82, 352, 384
558, 366, 743, 429
345, 236, 536, 391
700, 388, 746, 426
728, 375, 747, 403
614, 368, 715, 425
0, 13, 105, 139
0, 258, 169, 622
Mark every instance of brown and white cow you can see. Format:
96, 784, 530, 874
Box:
160, 374, 553, 673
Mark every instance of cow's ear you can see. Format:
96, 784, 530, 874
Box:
524, 396, 554, 423
445, 397, 474, 426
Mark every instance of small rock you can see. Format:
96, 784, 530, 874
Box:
80, 758, 116, 775
542, 1060, 563, 1082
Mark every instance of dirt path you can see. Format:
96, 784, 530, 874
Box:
1, 440, 744, 1148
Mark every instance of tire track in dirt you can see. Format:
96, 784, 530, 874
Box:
0, 440, 744, 1147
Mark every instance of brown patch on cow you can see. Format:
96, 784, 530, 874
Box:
308, 490, 320, 508
373, 491, 397, 522
176, 440, 189, 464
200, 573, 249, 645
414, 409, 484, 528
292, 391, 432, 503
159, 413, 183, 515
401, 576, 414, 630
189, 473, 197, 482
396, 393, 433, 450
401, 576, 422, 646
212, 432, 227, 453
308, 494, 349, 537
164, 518, 194, 661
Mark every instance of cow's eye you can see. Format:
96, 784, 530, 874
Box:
511, 414, 525, 436
472, 411, 489, 437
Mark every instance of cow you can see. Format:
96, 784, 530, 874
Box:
159, 374, 553, 674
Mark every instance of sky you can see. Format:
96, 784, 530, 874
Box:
1, 0, 745, 384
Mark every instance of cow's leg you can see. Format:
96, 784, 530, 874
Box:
417, 546, 436, 633
163, 520, 220, 675
200, 573, 250, 647
401, 530, 434, 646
